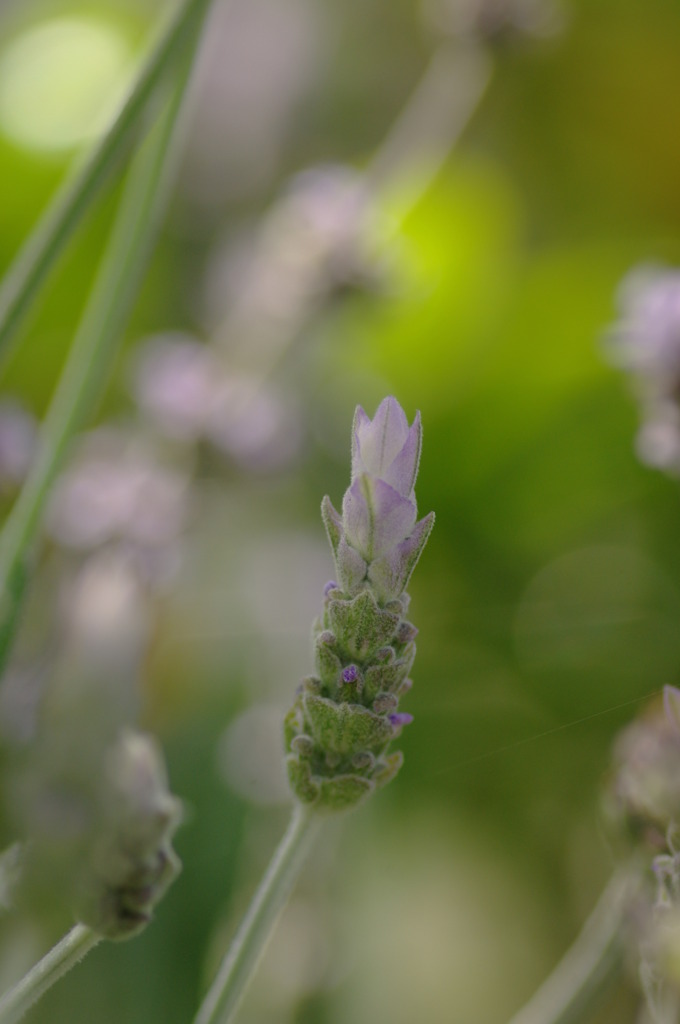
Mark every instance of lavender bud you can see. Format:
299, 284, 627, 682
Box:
606, 693, 680, 851
284, 398, 432, 813
372, 692, 398, 714
77, 730, 182, 940
396, 621, 419, 645
389, 712, 414, 732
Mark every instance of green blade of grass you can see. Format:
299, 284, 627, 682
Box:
0, 0, 211, 368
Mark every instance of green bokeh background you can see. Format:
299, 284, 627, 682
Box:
1, 0, 680, 1021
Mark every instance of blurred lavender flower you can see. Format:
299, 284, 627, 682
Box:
47, 428, 188, 583
606, 686, 680, 850
285, 398, 434, 813
636, 830, 680, 1024
9, 726, 181, 939
132, 334, 302, 471
4, 628, 181, 938
59, 550, 152, 673
80, 729, 181, 939
132, 334, 218, 443
0, 398, 36, 490
203, 165, 375, 342
206, 373, 303, 471
606, 266, 680, 474
605, 689, 680, 1020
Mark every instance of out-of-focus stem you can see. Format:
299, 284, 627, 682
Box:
192, 806, 322, 1024
210, 40, 492, 435
0, 0, 212, 367
0, 925, 100, 1024
365, 41, 493, 217
506, 871, 634, 1024
0, 1, 212, 661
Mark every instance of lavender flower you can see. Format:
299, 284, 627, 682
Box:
285, 398, 433, 813
606, 686, 680, 850
8, 724, 181, 939
322, 397, 434, 602
605, 266, 680, 474
80, 730, 181, 939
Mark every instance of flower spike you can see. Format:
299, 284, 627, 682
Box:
284, 397, 433, 813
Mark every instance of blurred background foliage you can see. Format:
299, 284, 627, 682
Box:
0, 0, 679, 1021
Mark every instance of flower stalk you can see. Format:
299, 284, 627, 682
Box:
192, 807, 321, 1024
506, 871, 632, 1024
0, 926, 101, 1024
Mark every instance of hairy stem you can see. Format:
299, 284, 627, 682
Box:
0, 925, 100, 1024
193, 807, 322, 1024
0, 0, 211, 365
506, 871, 634, 1024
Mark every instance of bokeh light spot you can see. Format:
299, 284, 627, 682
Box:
0, 16, 132, 154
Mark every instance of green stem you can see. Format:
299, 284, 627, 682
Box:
0, 925, 100, 1024
0, 0, 211, 365
506, 871, 634, 1024
0, 2, 210, 651
365, 40, 492, 216
193, 806, 322, 1024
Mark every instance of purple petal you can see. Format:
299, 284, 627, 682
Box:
342, 476, 417, 560
351, 406, 372, 481
388, 712, 414, 730
342, 664, 359, 683
368, 511, 435, 600
352, 397, 410, 482
382, 411, 421, 496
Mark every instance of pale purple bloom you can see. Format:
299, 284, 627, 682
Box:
47, 429, 188, 554
345, 399, 421, 564
341, 665, 359, 684
322, 397, 434, 600
351, 398, 421, 497
133, 334, 217, 442
342, 476, 417, 561
607, 267, 680, 381
132, 335, 302, 471
606, 266, 680, 474
206, 375, 302, 472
